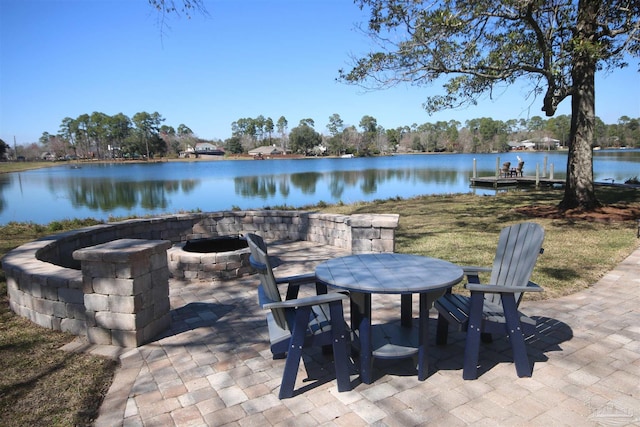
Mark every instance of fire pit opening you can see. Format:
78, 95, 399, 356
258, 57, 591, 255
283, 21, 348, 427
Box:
183, 236, 248, 253
167, 235, 252, 281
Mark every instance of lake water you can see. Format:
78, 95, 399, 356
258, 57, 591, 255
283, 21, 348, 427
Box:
1, 150, 638, 225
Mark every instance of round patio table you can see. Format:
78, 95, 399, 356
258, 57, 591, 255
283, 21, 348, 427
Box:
315, 253, 463, 384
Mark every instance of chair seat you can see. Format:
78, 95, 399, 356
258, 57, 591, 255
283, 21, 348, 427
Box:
435, 292, 536, 338
264, 299, 345, 356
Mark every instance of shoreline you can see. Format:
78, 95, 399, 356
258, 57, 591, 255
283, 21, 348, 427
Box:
0, 148, 550, 174
0, 146, 630, 176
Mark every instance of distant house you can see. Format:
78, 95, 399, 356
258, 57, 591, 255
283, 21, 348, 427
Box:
179, 146, 196, 158
510, 140, 537, 150
508, 141, 521, 150
514, 137, 560, 150
194, 142, 224, 156
539, 136, 561, 149
248, 145, 283, 157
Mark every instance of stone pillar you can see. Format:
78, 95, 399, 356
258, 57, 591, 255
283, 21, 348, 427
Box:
73, 239, 172, 347
350, 214, 400, 254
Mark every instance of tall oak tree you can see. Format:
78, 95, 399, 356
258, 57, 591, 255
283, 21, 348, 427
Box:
340, 0, 639, 210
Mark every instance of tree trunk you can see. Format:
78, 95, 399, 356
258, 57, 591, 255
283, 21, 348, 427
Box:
559, 0, 601, 211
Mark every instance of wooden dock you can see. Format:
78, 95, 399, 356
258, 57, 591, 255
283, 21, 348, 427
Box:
470, 175, 565, 188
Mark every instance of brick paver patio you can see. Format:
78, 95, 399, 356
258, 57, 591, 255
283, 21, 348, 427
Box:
70, 240, 639, 426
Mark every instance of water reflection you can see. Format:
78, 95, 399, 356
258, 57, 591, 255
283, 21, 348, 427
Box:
291, 172, 322, 194
0, 174, 9, 212
279, 177, 290, 198
1, 150, 638, 224
64, 178, 198, 212
231, 167, 464, 201
234, 176, 278, 199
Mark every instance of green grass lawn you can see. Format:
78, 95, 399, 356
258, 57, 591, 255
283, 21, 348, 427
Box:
0, 220, 117, 426
321, 187, 640, 300
0, 161, 60, 174
1, 188, 639, 425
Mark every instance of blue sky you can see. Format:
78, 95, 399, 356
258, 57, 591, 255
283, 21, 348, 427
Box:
1, 0, 639, 145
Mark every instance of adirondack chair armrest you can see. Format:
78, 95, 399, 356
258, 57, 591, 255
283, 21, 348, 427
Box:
250, 254, 316, 287
261, 290, 349, 310
459, 265, 492, 284
251, 254, 326, 300
465, 281, 544, 294
276, 273, 329, 299
461, 266, 493, 275
524, 280, 543, 291
275, 272, 316, 286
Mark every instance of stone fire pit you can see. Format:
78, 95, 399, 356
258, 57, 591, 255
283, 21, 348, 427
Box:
167, 236, 253, 281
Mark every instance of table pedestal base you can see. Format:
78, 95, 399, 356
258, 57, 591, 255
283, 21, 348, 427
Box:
350, 291, 445, 384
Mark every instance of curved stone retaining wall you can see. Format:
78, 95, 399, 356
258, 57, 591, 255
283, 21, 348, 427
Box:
1, 210, 399, 341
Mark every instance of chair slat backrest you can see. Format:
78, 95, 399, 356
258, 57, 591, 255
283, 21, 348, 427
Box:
487, 222, 544, 305
501, 162, 511, 175
246, 233, 289, 330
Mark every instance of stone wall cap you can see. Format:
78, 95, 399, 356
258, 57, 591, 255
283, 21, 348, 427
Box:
349, 214, 399, 227
307, 213, 349, 222
73, 239, 171, 262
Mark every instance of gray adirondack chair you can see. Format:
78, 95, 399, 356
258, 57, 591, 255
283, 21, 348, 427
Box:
245, 233, 351, 399
435, 222, 545, 380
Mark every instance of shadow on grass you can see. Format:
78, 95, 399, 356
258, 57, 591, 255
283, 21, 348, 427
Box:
0, 350, 117, 427
539, 266, 581, 281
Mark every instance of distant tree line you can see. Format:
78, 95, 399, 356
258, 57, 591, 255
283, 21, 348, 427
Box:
4, 112, 207, 161
3, 112, 638, 161
228, 113, 640, 157
0, 139, 9, 160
